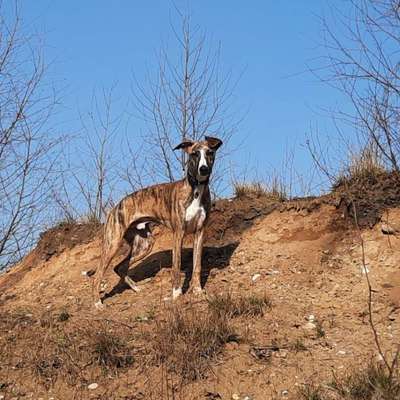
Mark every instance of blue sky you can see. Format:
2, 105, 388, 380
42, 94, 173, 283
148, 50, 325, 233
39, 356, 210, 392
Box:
19, 1, 351, 195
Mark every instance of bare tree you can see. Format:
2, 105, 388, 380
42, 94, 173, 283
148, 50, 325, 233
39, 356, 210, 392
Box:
130, 11, 239, 190
58, 88, 122, 223
0, 2, 59, 270
317, 0, 400, 172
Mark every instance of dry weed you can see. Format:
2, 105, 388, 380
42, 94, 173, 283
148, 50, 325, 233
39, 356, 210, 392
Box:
151, 304, 238, 381
207, 292, 271, 318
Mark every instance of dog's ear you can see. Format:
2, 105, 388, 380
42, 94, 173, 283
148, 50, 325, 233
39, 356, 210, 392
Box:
173, 139, 195, 152
205, 136, 223, 150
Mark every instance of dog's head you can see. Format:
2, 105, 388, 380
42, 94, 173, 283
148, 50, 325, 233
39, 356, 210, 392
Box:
174, 136, 223, 183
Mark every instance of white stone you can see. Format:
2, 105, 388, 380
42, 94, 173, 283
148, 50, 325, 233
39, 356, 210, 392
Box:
94, 300, 104, 310
252, 273, 261, 282
360, 265, 370, 274
88, 383, 98, 390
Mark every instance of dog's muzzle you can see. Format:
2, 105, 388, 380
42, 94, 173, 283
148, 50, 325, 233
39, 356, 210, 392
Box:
199, 165, 210, 176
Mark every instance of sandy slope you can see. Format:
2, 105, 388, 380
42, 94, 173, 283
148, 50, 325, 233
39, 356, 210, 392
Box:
1, 195, 400, 399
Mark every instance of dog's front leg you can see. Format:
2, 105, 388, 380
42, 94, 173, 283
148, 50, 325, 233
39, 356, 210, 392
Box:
190, 228, 204, 294
171, 231, 184, 300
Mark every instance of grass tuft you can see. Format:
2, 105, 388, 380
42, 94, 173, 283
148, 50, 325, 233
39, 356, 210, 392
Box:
299, 360, 400, 400
233, 180, 286, 201
151, 305, 238, 381
87, 326, 135, 370
207, 292, 271, 318
333, 143, 386, 189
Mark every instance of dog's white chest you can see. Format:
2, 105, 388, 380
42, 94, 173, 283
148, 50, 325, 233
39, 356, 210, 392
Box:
185, 189, 206, 231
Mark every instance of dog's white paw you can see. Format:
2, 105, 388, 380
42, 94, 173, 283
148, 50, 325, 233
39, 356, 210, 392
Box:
164, 287, 182, 302
172, 287, 182, 300
125, 276, 141, 292
191, 286, 203, 295
94, 300, 105, 310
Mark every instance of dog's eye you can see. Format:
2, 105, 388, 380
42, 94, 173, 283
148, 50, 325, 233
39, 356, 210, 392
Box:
193, 151, 200, 157
206, 150, 215, 157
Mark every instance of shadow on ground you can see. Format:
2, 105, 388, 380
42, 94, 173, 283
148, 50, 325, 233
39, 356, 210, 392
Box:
105, 242, 239, 300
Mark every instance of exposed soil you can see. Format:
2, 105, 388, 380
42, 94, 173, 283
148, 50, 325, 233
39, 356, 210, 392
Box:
1, 188, 400, 399
333, 170, 400, 228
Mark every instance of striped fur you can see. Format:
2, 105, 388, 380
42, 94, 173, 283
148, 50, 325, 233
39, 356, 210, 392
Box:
93, 136, 222, 308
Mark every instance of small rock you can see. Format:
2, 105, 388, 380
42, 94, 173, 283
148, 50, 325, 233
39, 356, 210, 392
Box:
252, 273, 261, 282
88, 383, 98, 390
232, 394, 240, 400
308, 315, 315, 322
381, 223, 396, 235
25, 313, 33, 318
282, 390, 289, 396
337, 350, 346, 355
360, 265, 370, 274
135, 315, 149, 322
304, 322, 316, 330
81, 270, 88, 276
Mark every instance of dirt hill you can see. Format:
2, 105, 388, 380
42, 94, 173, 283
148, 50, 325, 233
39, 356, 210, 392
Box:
1, 177, 400, 400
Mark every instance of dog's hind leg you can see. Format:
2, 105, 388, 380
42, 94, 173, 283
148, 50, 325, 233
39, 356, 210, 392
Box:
121, 223, 155, 292
94, 238, 125, 309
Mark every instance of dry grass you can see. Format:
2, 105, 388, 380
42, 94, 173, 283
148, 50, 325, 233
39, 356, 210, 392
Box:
86, 326, 135, 370
334, 144, 386, 188
233, 180, 287, 201
207, 292, 272, 318
0, 310, 135, 389
290, 338, 308, 352
151, 305, 238, 381
299, 360, 400, 400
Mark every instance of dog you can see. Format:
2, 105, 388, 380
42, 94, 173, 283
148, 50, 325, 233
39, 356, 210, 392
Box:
93, 136, 223, 308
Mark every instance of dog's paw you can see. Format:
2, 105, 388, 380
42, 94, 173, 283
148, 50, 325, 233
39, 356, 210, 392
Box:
187, 285, 204, 296
163, 287, 183, 302
172, 287, 182, 300
124, 276, 141, 292
192, 286, 203, 295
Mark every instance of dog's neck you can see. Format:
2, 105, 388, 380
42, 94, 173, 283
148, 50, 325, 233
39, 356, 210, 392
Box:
186, 171, 209, 191
185, 172, 208, 203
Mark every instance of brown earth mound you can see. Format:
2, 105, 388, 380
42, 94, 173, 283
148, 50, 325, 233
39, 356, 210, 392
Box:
34, 221, 101, 264
1, 184, 400, 399
334, 170, 400, 228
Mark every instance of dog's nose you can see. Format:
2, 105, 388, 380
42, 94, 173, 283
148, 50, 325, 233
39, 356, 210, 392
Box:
199, 165, 209, 175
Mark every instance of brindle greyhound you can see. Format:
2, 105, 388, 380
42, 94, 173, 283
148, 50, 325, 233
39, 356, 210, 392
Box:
94, 136, 223, 308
